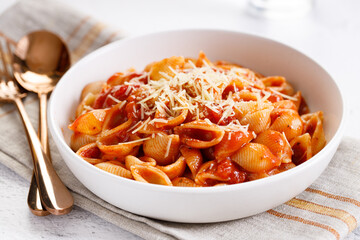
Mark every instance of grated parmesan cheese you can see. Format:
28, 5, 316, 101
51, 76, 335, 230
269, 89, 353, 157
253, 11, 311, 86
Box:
164, 137, 172, 158
107, 94, 121, 104
121, 137, 151, 145
268, 88, 298, 101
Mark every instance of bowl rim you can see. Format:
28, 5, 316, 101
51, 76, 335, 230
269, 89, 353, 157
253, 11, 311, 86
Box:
48, 28, 346, 194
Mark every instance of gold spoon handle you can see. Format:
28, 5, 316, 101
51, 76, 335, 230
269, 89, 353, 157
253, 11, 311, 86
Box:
28, 174, 50, 216
27, 93, 53, 215
14, 97, 73, 215
39, 93, 50, 157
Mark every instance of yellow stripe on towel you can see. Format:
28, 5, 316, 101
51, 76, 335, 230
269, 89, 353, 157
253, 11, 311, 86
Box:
267, 209, 340, 240
287, 198, 357, 232
306, 188, 360, 207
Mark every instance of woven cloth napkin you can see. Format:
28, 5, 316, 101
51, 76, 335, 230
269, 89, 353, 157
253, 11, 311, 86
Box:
1, 1, 360, 239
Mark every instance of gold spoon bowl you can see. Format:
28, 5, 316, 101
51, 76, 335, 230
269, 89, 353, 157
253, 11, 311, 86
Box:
13, 30, 73, 216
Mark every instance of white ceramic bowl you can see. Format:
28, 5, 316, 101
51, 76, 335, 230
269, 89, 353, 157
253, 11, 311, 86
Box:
48, 29, 345, 223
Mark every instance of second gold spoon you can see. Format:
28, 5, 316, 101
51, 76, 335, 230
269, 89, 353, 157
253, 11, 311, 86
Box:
13, 31, 73, 215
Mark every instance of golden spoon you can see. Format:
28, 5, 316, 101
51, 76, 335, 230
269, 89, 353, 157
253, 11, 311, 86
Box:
13, 31, 73, 215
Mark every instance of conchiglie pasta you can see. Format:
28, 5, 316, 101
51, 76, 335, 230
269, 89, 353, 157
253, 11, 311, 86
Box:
69, 109, 107, 135
96, 120, 142, 161
97, 136, 142, 162
172, 177, 201, 187
272, 100, 297, 111
149, 56, 185, 80
101, 101, 127, 131
156, 156, 186, 180
195, 161, 228, 185
262, 76, 295, 95
234, 101, 271, 119
302, 111, 326, 155
70, 132, 97, 152
253, 129, 292, 163
290, 133, 312, 165
76, 143, 105, 165
75, 92, 97, 117
180, 147, 203, 179
143, 134, 180, 166
214, 130, 253, 160
247, 168, 280, 181
130, 165, 173, 186
95, 161, 133, 179
270, 108, 303, 141
174, 120, 225, 148
231, 143, 281, 173
195, 159, 246, 186
69, 52, 326, 186
240, 107, 273, 134
125, 155, 156, 170
153, 109, 188, 128
195, 51, 213, 67
80, 80, 105, 100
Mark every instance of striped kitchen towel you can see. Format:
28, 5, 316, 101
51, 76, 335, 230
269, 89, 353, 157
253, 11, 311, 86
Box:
0, 0, 359, 239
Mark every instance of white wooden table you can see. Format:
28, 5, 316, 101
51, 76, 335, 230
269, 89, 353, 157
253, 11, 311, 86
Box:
1, 0, 359, 239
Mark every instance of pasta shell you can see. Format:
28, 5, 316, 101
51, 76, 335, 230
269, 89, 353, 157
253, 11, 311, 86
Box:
231, 143, 281, 173
149, 56, 185, 81
302, 111, 326, 155
281, 82, 295, 96
125, 155, 156, 170
80, 80, 105, 100
214, 130, 253, 160
75, 92, 97, 117
272, 100, 297, 111
107, 72, 145, 86
253, 130, 292, 163
222, 79, 247, 99
69, 109, 107, 135
172, 177, 201, 187
102, 101, 127, 131
290, 133, 312, 165
297, 92, 310, 115
234, 101, 266, 119
70, 132, 97, 152
195, 51, 213, 67
291, 91, 302, 110
102, 147, 139, 162
234, 90, 259, 102
278, 162, 296, 172
270, 109, 303, 141
246, 69, 265, 89
240, 107, 273, 134
95, 161, 133, 179
143, 134, 180, 165
195, 159, 246, 186
154, 109, 188, 128
262, 76, 294, 95
97, 120, 143, 161
180, 147, 203, 179
130, 165, 173, 186
98, 119, 133, 145
247, 168, 280, 181
135, 121, 166, 135
156, 156, 186, 180
98, 135, 143, 162
76, 143, 105, 165
174, 120, 225, 148
195, 160, 225, 186
261, 76, 285, 87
